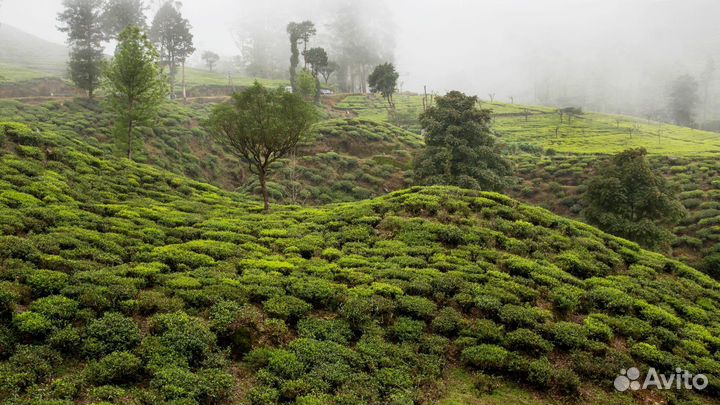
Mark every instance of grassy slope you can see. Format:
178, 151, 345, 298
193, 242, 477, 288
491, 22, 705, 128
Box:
334, 94, 720, 268
0, 24, 67, 75
182, 67, 288, 89
1, 121, 719, 404
0, 99, 422, 205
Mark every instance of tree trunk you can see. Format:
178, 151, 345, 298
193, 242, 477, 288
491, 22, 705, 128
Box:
314, 75, 321, 104
182, 62, 187, 102
127, 120, 133, 161
259, 170, 270, 211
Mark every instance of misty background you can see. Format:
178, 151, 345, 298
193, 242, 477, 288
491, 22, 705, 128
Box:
1, 0, 719, 120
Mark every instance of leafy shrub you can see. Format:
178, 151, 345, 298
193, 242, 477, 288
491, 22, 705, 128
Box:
461, 344, 509, 371
389, 317, 425, 342
546, 321, 588, 349
29, 295, 79, 321
431, 307, 464, 336
84, 312, 141, 357
397, 295, 437, 319
263, 295, 313, 321
26, 270, 69, 296
148, 312, 216, 366
84, 351, 142, 385
503, 328, 553, 354
498, 304, 546, 328
13, 311, 54, 337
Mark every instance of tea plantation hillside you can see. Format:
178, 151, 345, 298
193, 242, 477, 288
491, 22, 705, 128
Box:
0, 99, 422, 204
333, 94, 720, 270
1, 121, 720, 404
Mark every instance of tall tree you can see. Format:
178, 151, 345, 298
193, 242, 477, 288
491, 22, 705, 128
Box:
150, 1, 194, 99
583, 148, 686, 250
304, 47, 327, 102
368, 62, 399, 108
414, 91, 511, 192
329, 1, 395, 93
201, 51, 220, 71
101, 0, 147, 40
286, 20, 315, 92
700, 58, 716, 129
103, 26, 168, 161
668, 74, 699, 127
206, 82, 317, 211
57, 0, 105, 99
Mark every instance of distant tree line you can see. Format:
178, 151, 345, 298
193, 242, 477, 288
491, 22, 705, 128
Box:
57, 0, 194, 100
234, 0, 394, 93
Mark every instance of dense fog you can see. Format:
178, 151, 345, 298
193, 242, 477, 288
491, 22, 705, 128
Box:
2, 0, 719, 120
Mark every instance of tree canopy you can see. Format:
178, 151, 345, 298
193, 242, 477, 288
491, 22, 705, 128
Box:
414, 91, 511, 192
103, 26, 168, 161
150, 1, 194, 97
206, 83, 317, 211
201, 50, 220, 71
368, 62, 399, 108
286, 20, 315, 92
57, 0, 105, 98
100, 0, 146, 40
668, 74, 699, 127
583, 148, 686, 250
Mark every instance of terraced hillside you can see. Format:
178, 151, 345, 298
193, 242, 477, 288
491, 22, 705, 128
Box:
0, 99, 422, 204
333, 94, 720, 269
1, 121, 719, 405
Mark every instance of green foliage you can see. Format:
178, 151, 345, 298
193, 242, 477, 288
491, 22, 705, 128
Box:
84, 312, 141, 357
0, 111, 717, 404
149, 1, 194, 95
368, 62, 399, 107
296, 69, 317, 102
206, 82, 317, 210
583, 148, 686, 249
263, 296, 313, 321
57, 0, 104, 97
104, 25, 168, 160
461, 344, 509, 371
84, 351, 142, 385
414, 91, 511, 191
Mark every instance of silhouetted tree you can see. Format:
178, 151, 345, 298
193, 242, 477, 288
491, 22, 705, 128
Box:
202, 51, 220, 71
150, 1, 194, 99
583, 148, 686, 250
206, 82, 317, 211
414, 91, 511, 191
104, 26, 168, 161
101, 0, 146, 40
57, 0, 105, 98
668, 74, 699, 127
319, 61, 338, 84
286, 20, 315, 92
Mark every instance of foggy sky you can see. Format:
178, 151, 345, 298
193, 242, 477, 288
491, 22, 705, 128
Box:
2, 0, 719, 107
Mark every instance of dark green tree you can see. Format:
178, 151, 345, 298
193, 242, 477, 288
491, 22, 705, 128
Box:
368, 62, 399, 108
206, 82, 317, 211
668, 74, 699, 127
101, 0, 147, 40
583, 148, 686, 250
286, 21, 315, 92
150, 1, 194, 99
103, 26, 168, 161
414, 91, 511, 191
57, 0, 105, 99
304, 47, 327, 102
